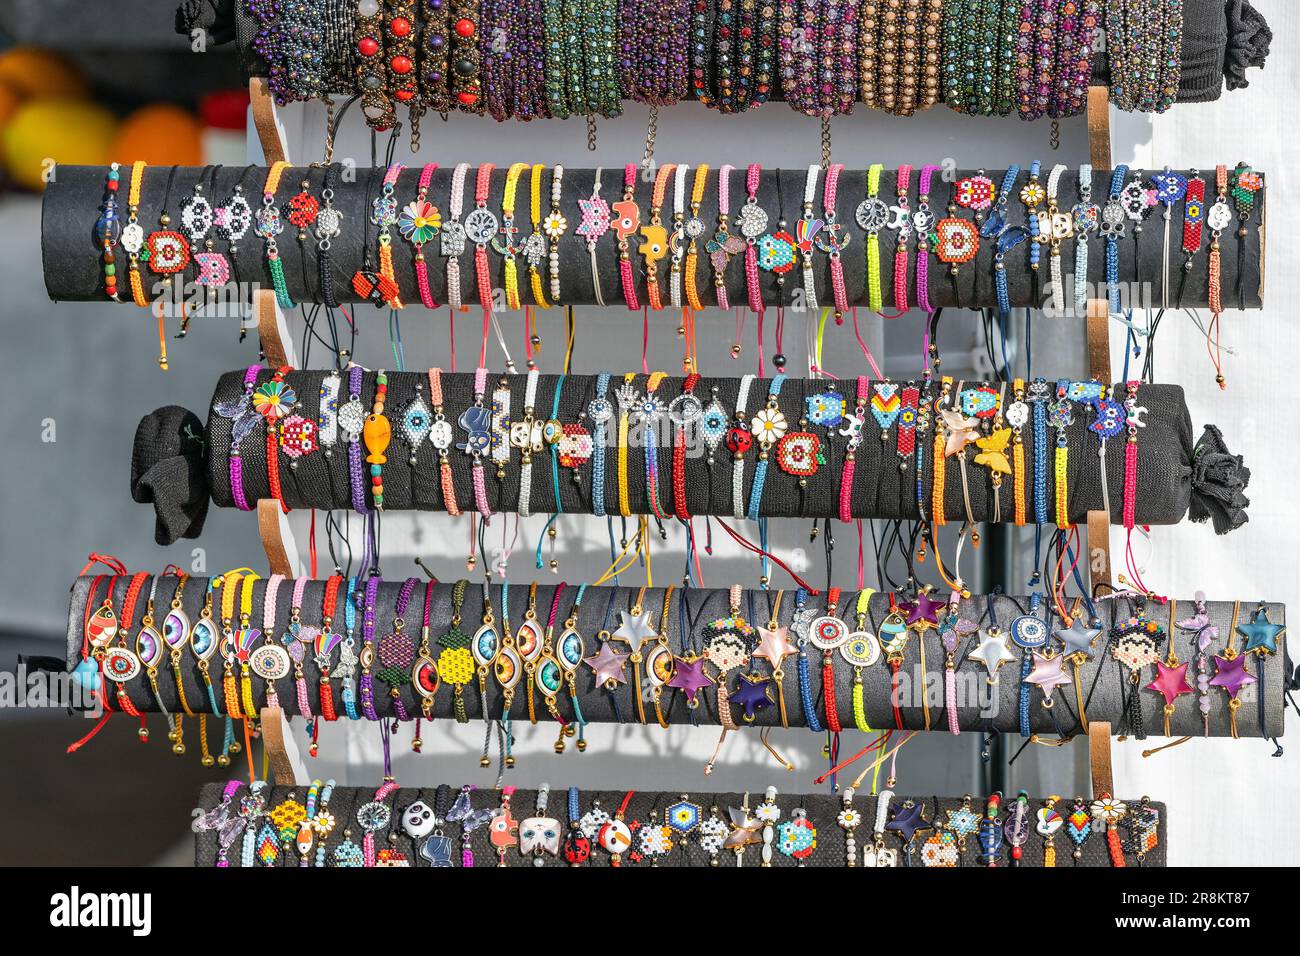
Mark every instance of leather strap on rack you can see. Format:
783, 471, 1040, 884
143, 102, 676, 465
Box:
249, 77, 289, 165
1088, 720, 1114, 797
1086, 84, 1111, 172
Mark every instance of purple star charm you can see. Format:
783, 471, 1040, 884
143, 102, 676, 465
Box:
666, 653, 714, 706
902, 592, 945, 632
1209, 653, 1256, 700
730, 674, 774, 722
584, 642, 630, 687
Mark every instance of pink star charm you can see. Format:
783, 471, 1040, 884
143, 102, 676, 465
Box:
1145, 660, 1193, 708
1209, 653, 1256, 700
753, 625, 797, 670
1025, 653, 1073, 703
584, 642, 629, 686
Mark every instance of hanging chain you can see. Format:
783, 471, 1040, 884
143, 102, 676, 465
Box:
587, 113, 598, 151
642, 105, 659, 171
1049, 119, 1061, 151
322, 97, 336, 164
820, 117, 832, 169
410, 105, 422, 154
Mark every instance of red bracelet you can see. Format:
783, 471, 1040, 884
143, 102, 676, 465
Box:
672, 373, 702, 519
838, 376, 869, 523
467, 164, 498, 313
253, 365, 296, 514
612, 163, 641, 311
821, 163, 850, 314
413, 578, 441, 717
317, 575, 343, 722
893, 164, 913, 310
810, 587, 845, 733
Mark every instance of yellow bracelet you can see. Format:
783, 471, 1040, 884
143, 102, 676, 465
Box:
124, 160, 149, 307
684, 164, 709, 311
526, 163, 550, 308
616, 372, 636, 517
1011, 377, 1027, 526
865, 163, 884, 312
497, 162, 528, 311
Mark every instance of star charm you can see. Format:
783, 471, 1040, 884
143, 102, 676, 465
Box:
1024, 653, 1073, 701
753, 625, 797, 670
903, 592, 944, 632
666, 654, 714, 705
1237, 610, 1285, 656
1209, 653, 1256, 699
1145, 659, 1194, 708
941, 409, 981, 457
730, 674, 774, 721
612, 609, 658, 657
945, 805, 979, 837
885, 800, 931, 843
967, 628, 1017, 679
1054, 615, 1102, 658
584, 642, 629, 686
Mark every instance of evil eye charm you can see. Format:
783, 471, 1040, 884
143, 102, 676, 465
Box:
471, 623, 499, 668
515, 617, 544, 663
162, 606, 190, 650
756, 231, 797, 273
668, 391, 704, 427
146, 231, 191, 274
1089, 398, 1126, 439
557, 627, 584, 673
463, 207, 499, 245
724, 423, 753, 456
102, 646, 142, 683
135, 625, 164, 670
249, 644, 291, 681
1010, 614, 1049, 649
667, 799, 702, 834
401, 800, 437, 839
806, 390, 845, 427
413, 653, 439, 699
840, 630, 881, 668
537, 657, 564, 697
401, 397, 432, 447
698, 401, 729, 450
541, 418, 564, 446
808, 613, 849, 651
493, 644, 522, 690
587, 395, 614, 424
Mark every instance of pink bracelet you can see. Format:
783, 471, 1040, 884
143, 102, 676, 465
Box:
743, 163, 764, 314
411, 163, 439, 309
362, 780, 401, 866
915, 164, 940, 316
1122, 380, 1141, 529
290, 575, 312, 720
429, 367, 461, 515
615, 163, 640, 311
894, 165, 913, 310
823, 163, 849, 313
472, 366, 493, 517
839, 376, 869, 522
716, 164, 733, 310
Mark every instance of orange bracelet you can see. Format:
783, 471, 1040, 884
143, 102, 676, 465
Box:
640, 164, 675, 311
683, 164, 709, 311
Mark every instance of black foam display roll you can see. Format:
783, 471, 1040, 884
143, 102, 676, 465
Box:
43, 165, 1264, 309
154, 369, 1245, 532
67, 578, 1287, 739
193, 782, 1169, 867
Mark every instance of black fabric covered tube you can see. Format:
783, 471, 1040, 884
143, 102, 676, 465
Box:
67, 577, 1286, 739
129, 369, 1250, 541
192, 781, 1169, 867
43, 164, 1264, 310
195, 0, 1266, 106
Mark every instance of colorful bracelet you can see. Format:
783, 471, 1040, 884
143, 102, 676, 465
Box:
737, 163, 768, 313
214, 364, 263, 512
613, 163, 641, 310
728, 374, 756, 519
448, 0, 483, 111
493, 162, 527, 310
402, 163, 441, 309
420, 0, 452, 114
838, 375, 868, 522
641, 163, 675, 311
797, 163, 820, 311
355, 0, 394, 129
683, 163, 709, 310
747, 374, 787, 520
97, 162, 123, 300
914, 163, 941, 315
1100, 163, 1130, 312
255, 161, 294, 308
466, 163, 499, 312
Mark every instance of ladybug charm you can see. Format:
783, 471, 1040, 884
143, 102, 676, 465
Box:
563, 829, 591, 865
724, 422, 753, 456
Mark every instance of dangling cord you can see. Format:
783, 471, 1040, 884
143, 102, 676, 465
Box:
731, 308, 745, 361
712, 518, 818, 593
849, 309, 884, 378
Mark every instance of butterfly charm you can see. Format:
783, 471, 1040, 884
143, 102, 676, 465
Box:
974, 428, 1012, 475
213, 390, 261, 446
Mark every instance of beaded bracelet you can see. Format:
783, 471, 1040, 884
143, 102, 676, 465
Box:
613, 163, 641, 310
481, 0, 520, 120
1015, 0, 1055, 122
1043, 163, 1070, 311
936, 174, 981, 304
582, 0, 622, 118
355, 0, 394, 128
1052, 0, 1099, 118
544, 165, 566, 303
727, 374, 755, 519
421, 0, 452, 114
620, 0, 690, 105
448, 0, 483, 111
575, 167, 610, 305
709, 164, 741, 309
779, 0, 857, 118
980, 164, 1025, 320
385, 0, 419, 109
98, 163, 123, 300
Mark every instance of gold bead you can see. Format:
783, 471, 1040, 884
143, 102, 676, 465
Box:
138, 726, 150, 741
201, 755, 215, 767
505, 755, 515, 768
479, 756, 491, 768
172, 743, 186, 755
576, 739, 587, 752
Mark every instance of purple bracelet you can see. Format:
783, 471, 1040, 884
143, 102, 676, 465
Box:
618, 0, 690, 105
359, 574, 382, 721
345, 365, 368, 514
381, 577, 420, 722
1054, 0, 1100, 118
779, 0, 857, 118
222, 365, 262, 512
1015, 0, 1056, 121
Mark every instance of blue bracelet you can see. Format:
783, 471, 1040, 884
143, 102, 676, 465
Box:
589, 372, 611, 517
746, 374, 786, 520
